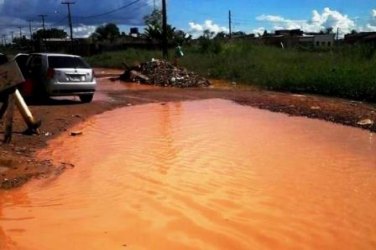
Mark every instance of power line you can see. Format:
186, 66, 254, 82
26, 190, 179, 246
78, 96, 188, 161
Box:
48, 16, 68, 28
73, 0, 141, 19
0, 0, 148, 39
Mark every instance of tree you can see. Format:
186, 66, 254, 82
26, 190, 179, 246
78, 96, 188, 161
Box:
325, 27, 334, 34
12, 36, 29, 48
202, 29, 215, 39
232, 31, 246, 37
91, 23, 120, 42
32, 28, 68, 40
143, 9, 163, 41
173, 30, 192, 45
143, 9, 191, 44
214, 31, 227, 40
144, 9, 162, 30
198, 29, 222, 54
320, 27, 334, 34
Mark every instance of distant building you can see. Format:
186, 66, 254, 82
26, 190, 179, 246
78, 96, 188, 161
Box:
260, 29, 335, 48
344, 32, 376, 44
298, 35, 314, 45
295, 32, 335, 47
232, 33, 256, 40
262, 35, 288, 47
311, 34, 335, 47
275, 29, 303, 37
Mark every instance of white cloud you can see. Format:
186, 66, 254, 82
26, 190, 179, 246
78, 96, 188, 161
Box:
73, 25, 96, 38
256, 7, 356, 36
188, 20, 228, 38
364, 24, 376, 31
256, 15, 301, 23
364, 10, 376, 31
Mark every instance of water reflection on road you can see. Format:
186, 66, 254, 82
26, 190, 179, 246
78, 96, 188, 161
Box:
1, 99, 376, 249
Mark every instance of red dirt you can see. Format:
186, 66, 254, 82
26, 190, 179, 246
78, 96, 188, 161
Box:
1, 68, 375, 189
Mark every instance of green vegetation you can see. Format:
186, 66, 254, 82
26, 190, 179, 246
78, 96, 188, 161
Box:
90, 23, 121, 42
87, 41, 376, 102
86, 49, 162, 68
32, 28, 68, 40
143, 10, 192, 45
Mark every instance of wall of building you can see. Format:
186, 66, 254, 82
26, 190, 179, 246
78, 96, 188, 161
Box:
313, 34, 335, 47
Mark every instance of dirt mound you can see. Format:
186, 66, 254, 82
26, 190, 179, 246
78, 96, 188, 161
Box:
120, 59, 211, 88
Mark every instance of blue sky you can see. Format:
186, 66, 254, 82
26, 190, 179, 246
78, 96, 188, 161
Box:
0, 0, 375, 39
168, 0, 376, 37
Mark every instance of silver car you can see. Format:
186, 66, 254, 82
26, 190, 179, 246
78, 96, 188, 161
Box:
25, 53, 96, 102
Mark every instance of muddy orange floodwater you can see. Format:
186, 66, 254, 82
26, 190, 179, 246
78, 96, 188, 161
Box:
1, 99, 376, 250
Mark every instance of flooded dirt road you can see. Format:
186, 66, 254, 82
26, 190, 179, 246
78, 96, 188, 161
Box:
1, 99, 376, 249
2, 71, 376, 190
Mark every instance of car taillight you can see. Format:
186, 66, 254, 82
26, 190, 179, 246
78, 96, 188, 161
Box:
20, 79, 33, 97
46, 68, 55, 79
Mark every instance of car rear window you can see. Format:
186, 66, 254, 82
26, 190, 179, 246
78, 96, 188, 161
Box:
48, 56, 90, 69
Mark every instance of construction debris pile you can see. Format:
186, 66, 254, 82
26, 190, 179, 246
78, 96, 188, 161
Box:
120, 59, 211, 88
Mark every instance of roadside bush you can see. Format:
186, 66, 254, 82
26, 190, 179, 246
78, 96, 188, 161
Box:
197, 38, 223, 54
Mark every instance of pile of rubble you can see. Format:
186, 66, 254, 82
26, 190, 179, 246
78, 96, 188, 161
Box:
120, 59, 210, 88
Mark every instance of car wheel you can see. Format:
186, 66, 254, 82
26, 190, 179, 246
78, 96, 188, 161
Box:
79, 94, 94, 103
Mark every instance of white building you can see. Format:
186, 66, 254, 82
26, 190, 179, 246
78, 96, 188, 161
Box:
313, 34, 335, 47
298, 34, 335, 47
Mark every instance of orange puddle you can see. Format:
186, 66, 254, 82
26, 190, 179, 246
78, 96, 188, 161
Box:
1, 99, 376, 250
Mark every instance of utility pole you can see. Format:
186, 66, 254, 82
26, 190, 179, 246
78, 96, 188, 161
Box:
28, 20, 33, 40
10, 31, 14, 42
39, 15, 47, 33
228, 10, 232, 39
39, 14, 47, 43
18, 27, 22, 38
62, 1, 75, 42
161, 0, 168, 58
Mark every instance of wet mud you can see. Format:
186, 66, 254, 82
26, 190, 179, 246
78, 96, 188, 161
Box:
1, 99, 375, 249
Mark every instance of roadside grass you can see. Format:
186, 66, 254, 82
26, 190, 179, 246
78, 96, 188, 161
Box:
86, 42, 376, 102
86, 49, 162, 68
